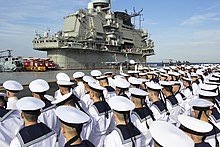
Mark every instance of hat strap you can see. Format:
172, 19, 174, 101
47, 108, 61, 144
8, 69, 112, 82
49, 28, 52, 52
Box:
159, 92, 170, 116
65, 134, 80, 146
100, 94, 109, 119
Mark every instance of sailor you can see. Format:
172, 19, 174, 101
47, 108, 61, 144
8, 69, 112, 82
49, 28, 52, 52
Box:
104, 96, 144, 147
145, 82, 168, 121
10, 97, 57, 147
3, 80, 23, 109
189, 99, 220, 147
178, 115, 213, 147
29, 79, 60, 137
181, 77, 194, 115
147, 72, 159, 83
129, 88, 155, 147
149, 121, 194, 147
96, 75, 116, 102
73, 71, 86, 99
0, 93, 23, 146
52, 90, 93, 141
114, 78, 130, 98
81, 76, 96, 112
160, 81, 181, 125
191, 73, 200, 96
54, 72, 72, 98
55, 106, 95, 147
197, 89, 220, 129
181, 77, 194, 99
172, 81, 186, 114
87, 82, 114, 147
104, 71, 115, 89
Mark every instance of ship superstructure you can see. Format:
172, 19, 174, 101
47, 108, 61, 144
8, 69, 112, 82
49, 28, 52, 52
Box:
33, 0, 155, 69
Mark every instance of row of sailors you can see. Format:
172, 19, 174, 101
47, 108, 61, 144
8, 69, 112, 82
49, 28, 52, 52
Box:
0, 66, 220, 147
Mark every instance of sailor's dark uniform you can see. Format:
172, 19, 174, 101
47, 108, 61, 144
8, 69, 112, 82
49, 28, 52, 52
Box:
64, 136, 94, 147
210, 107, 220, 129
204, 123, 220, 147
88, 101, 114, 147
0, 108, 23, 145
10, 122, 57, 147
131, 107, 154, 147
104, 122, 144, 147
150, 100, 168, 121
195, 142, 212, 147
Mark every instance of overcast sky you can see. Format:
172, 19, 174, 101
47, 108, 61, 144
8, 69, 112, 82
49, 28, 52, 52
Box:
1, 0, 220, 63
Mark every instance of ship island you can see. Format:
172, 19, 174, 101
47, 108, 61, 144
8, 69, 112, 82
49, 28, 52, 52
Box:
32, 0, 155, 69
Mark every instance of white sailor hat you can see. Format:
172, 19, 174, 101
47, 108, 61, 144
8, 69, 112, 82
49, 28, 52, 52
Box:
149, 121, 194, 147
198, 89, 218, 98
114, 78, 130, 89
205, 81, 220, 86
56, 72, 70, 81
160, 73, 169, 77
44, 94, 55, 102
90, 70, 102, 77
189, 99, 214, 110
147, 71, 158, 76
172, 72, 180, 77
173, 81, 181, 85
129, 88, 148, 98
182, 77, 192, 82
128, 70, 140, 74
88, 82, 105, 91
159, 81, 174, 87
170, 66, 176, 70
128, 77, 142, 85
159, 68, 166, 73
52, 91, 73, 105
138, 78, 148, 83
139, 72, 147, 76
82, 76, 96, 84
16, 97, 45, 111
145, 82, 163, 91
208, 77, 220, 82
191, 73, 198, 77
186, 66, 192, 70
213, 73, 220, 78
56, 106, 89, 124
96, 75, 108, 80
29, 79, 49, 93
163, 66, 170, 70
193, 65, 200, 69
114, 75, 124, 79
178, 115, 213, 136
120, 72, 129, 77
104, 71, 113, 75
57, 80, 74, 86
3, 80, 23, 91
178, 70, 185, 75
199, 84, 218, 91
108, 96, 135, 111
73, 72, 85, 79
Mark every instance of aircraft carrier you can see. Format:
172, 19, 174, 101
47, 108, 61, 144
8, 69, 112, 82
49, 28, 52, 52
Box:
32, 0, 155, 69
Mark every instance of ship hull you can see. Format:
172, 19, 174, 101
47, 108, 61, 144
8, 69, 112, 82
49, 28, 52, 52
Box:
47, 48, 146, 69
